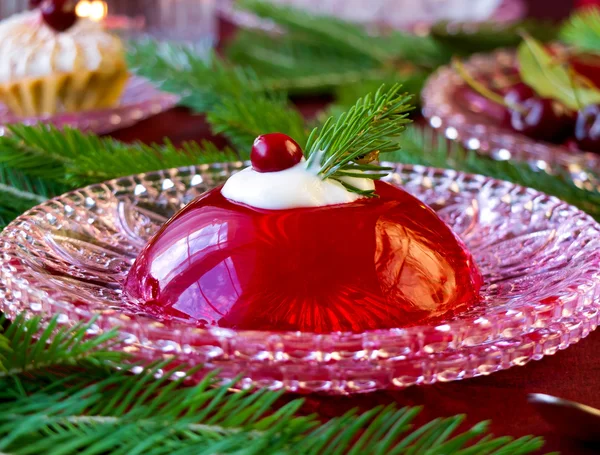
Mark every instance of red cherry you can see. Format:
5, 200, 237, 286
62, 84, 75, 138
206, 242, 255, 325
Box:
504, 84, 574, 142
29, 0, 44, 8
250, 133, 303, 173
41, 0, 78, 32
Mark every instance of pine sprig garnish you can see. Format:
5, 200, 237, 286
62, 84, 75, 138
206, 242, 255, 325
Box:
560, 6, 600, 53
0, 314, 547, 454
305, 84, 412, 194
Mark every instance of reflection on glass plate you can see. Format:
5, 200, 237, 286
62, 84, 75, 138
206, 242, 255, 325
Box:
0, 76, 179, 136
1, 163, 599, 394
422, 49, 600, 189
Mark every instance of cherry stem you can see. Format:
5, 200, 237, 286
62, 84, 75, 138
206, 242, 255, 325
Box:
452, 57, 526, 114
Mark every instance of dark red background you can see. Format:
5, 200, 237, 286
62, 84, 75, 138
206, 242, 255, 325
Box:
108, 1, 599, 452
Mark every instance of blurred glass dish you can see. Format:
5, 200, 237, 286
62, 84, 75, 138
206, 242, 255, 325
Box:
1, 162, 599, 394
218, 0, 524, 32
0, 1, 218, 53
421, 49, 600, 189
103, 0, 217, 53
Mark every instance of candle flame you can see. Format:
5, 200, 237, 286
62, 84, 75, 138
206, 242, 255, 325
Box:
75, 0, 108, 22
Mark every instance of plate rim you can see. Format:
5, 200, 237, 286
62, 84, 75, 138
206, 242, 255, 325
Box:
1, 162, 599, 392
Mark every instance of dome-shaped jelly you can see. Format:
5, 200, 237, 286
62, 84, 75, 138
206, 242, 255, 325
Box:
125, 181, 482, 333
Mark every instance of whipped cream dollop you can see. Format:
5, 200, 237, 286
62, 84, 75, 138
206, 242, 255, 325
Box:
221, 159, 375, 210
0, 10, 125, 83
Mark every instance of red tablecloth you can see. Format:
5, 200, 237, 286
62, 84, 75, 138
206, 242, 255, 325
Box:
109, 2, 600, 452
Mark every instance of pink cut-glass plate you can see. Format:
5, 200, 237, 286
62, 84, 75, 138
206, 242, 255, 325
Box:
0, 76, 179, 136
1, 163, 600, 395
422, 49, 600, 188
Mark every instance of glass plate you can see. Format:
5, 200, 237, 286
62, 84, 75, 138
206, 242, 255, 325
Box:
218, 0, 524, 32
0, 76, 179, 136
1, 163, 599, 394
421, 49, 600, 188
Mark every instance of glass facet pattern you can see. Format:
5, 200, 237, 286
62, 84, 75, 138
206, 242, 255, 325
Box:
1, 163, 599, 394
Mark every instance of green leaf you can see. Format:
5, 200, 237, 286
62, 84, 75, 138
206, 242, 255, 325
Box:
560, 6, 600, 53
517, 34, 600, 110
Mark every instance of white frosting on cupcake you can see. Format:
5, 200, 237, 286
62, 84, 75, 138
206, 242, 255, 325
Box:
0, 10, 125, 83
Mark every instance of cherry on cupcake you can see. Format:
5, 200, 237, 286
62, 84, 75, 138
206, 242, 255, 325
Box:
41, 0, 78, 32
29, 0, 44, 8
251, 133, 304, 173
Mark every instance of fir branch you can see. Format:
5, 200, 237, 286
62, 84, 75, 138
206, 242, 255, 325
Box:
0, 314, 124, 376
332, 74, 428, 112
207, 91, 308, 154
0, 165, 70, 228
0, 126, 237, 227
128, 41, 308, 151
0, 313, 545, 453
390, 127, 600, 220
560, 7, 600, 54
226, 28, 382, 79
128, 41, 265, 113
226, 2, 448, 96
227, 29, 430, 96
305, 84, 412, 190
236, 0, 394, 64
0, 125, 238, 188
430, 19, 558, 56
226, 1, 555, 98
0, 356, 546, 455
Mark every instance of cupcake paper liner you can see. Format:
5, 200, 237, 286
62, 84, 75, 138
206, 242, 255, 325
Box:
0, 66, 129, 116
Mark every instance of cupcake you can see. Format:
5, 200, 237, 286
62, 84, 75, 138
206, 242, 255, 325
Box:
0, 0, 128, 116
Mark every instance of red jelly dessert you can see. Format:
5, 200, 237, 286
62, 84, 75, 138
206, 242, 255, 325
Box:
125, 180, 482, 333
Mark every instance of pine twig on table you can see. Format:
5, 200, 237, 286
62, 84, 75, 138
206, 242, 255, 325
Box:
0, 312, 546, 455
